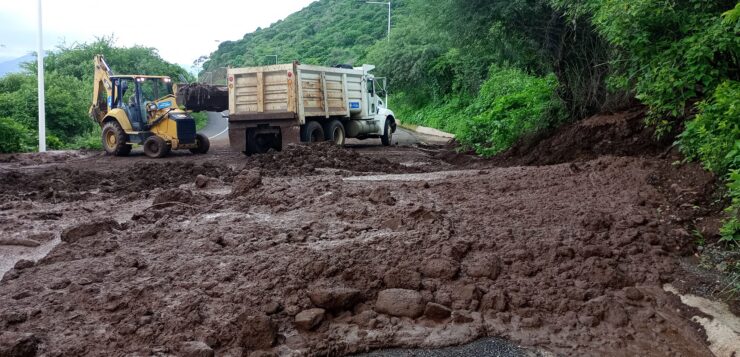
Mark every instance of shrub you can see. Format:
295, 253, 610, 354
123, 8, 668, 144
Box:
679, 81, 740, 173
0, 117, 34, 153
720, 170, 740, 248
458, 67, 565, 156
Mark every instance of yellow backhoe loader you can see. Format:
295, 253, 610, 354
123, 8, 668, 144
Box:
89, 55, 209, 158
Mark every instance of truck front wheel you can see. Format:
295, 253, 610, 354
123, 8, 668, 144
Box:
302, 121, 325, 143
381, 119, 393, 146
190, 133, 210, 154
323, 120, 345, 145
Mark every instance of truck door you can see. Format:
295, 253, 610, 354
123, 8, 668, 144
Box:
366, 78, 377, 116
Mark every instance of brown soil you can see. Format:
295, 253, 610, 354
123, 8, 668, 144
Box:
0, 112, 729, 356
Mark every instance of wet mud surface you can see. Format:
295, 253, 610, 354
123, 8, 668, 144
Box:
0, 116, 732, 356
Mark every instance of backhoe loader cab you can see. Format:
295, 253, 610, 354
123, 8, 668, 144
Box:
89, 55, 209, 158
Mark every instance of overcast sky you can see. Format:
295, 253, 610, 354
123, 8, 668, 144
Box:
0, 0, 316, 69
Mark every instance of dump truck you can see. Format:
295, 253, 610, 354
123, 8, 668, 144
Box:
226, 62, 396, 154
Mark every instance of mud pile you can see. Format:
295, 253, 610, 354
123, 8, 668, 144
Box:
453, 108, 672, 167
0, 161, 238, 202
243, 143, 420, 176
0, 151, 719, 356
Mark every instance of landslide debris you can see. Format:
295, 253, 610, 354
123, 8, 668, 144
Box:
0, 112, 724, 356
242, 142, 420, 176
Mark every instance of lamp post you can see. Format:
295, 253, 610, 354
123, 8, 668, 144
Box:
37, 0, 46, 152
366, 1, 391, 42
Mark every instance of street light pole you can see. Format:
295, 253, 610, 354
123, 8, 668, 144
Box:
366, 1, 391, 42
37, 0, 46, 152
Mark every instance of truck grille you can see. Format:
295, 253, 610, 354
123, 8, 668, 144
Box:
176, 118, 196, 144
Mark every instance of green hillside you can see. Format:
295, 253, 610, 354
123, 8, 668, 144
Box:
202, 0, 406, 70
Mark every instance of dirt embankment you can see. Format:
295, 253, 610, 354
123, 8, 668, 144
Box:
0, 111, 732, 356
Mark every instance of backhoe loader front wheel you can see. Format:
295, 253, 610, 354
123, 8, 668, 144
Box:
143, 136, 170, 158
101, 121, 131, 156
189, 133, 210, 154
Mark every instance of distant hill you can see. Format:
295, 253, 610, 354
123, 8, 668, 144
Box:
202, 0, 405, 72
0, 54, 35, 77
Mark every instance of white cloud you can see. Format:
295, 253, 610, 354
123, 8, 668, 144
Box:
0, 0, 316, 68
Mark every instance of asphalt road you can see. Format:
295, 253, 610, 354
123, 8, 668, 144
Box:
355, 338, 547, 357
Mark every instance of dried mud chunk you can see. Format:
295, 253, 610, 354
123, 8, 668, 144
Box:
421, 258, 459, 280
463, 252, 502, 279
452, 310, 474, 323
179, 341, 214, 357
261, 302, 282, 315
195, 175, 210, 189
48, 278, 71, 290
383, 268, 422, 290
555, 247, 575, 259
2, 311, 27, 325
580, 245, 612, 258
368, 187, 396, 206
231, 169, 262, 196
424, 302, 452, 321
624, 287, 644, 301
13, 260, 34, 270
294, 308, 325, 331
1, 269, 21, 282
580, 212, 613, 231
0, 332, 39, 357
520, 315, 542, 328
375, 289, 424, 318
307, 286, 362, 311
61, 219, 120, 243
481, 291, 508, 312
606, 304, 629, 327
239, 313, 276, 350
153, 188, 195, 205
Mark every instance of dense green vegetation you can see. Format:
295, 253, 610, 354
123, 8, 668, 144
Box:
0, 37, 193, 152
201, 0, 398, 70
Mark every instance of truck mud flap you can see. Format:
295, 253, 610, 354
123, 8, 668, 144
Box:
228, 122, 301, 153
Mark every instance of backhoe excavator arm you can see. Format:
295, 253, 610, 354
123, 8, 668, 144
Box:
89, 55, 115, 124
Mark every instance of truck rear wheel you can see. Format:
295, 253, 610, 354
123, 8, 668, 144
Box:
101, 121, 131, 156
143, 136, 170, 158
323, 120, 345, 145
302, 121, 325, 143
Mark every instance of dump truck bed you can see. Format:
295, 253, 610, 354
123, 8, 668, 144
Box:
228, 63, 365, 124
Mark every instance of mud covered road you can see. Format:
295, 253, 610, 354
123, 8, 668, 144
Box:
0, 114, 737, 356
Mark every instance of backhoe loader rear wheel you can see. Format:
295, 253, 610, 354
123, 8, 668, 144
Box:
101, 121, 131, 156
190, 133, 210, 154
143, 136, 170, 158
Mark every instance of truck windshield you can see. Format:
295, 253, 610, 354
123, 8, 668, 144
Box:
139, 78, 174, 102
